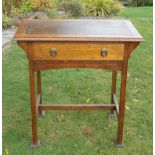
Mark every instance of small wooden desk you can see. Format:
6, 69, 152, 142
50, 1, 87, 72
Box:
14, 19, 143, 147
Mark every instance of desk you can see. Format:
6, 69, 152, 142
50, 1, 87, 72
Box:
14, 19, 143, 147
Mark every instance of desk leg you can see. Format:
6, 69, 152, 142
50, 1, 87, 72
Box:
116, 61, 128, 147
29, 62, 40, 147
109, 70, 117, 117
37, 71, 44, 117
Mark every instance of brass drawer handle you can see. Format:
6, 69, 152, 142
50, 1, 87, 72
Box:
101, 48, 108, 57
50, 48, 57, 57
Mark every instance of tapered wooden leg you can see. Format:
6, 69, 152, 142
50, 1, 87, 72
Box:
37, 71, 44, 117
109, 70, 117, 117
116, 61, 128, 147
29, 62, 40, 147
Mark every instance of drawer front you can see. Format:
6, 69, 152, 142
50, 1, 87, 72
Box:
31, 42, 124, 60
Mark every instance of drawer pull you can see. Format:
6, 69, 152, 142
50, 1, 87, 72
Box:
101, 48, 108, 57
50, 48, 57, 57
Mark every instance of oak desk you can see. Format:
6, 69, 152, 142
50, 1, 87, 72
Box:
14, 19, 143, 147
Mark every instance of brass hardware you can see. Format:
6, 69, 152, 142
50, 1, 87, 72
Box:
50, 48, 57, 57
101, 48, 108, 57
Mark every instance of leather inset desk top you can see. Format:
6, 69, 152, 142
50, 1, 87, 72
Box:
14, 19, 143, 42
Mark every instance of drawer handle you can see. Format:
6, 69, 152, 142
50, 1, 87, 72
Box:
50, 48, 57, 57
101, 48, 108, 57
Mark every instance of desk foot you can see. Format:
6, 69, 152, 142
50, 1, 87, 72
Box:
108, 111, 116, 118
38, 111, 45, 117
115, 142, 124, 148
31, 140, 40, 148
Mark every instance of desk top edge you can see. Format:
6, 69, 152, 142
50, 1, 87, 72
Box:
13, 19, 144, 42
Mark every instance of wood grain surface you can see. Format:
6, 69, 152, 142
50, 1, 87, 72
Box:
31, 42, 124, 60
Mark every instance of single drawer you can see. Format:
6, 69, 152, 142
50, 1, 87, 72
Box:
31, 42, 124, 60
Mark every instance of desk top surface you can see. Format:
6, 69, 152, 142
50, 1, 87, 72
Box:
14, 19, 143, 42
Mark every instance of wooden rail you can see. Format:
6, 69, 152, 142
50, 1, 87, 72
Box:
38, 104, 116, 110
